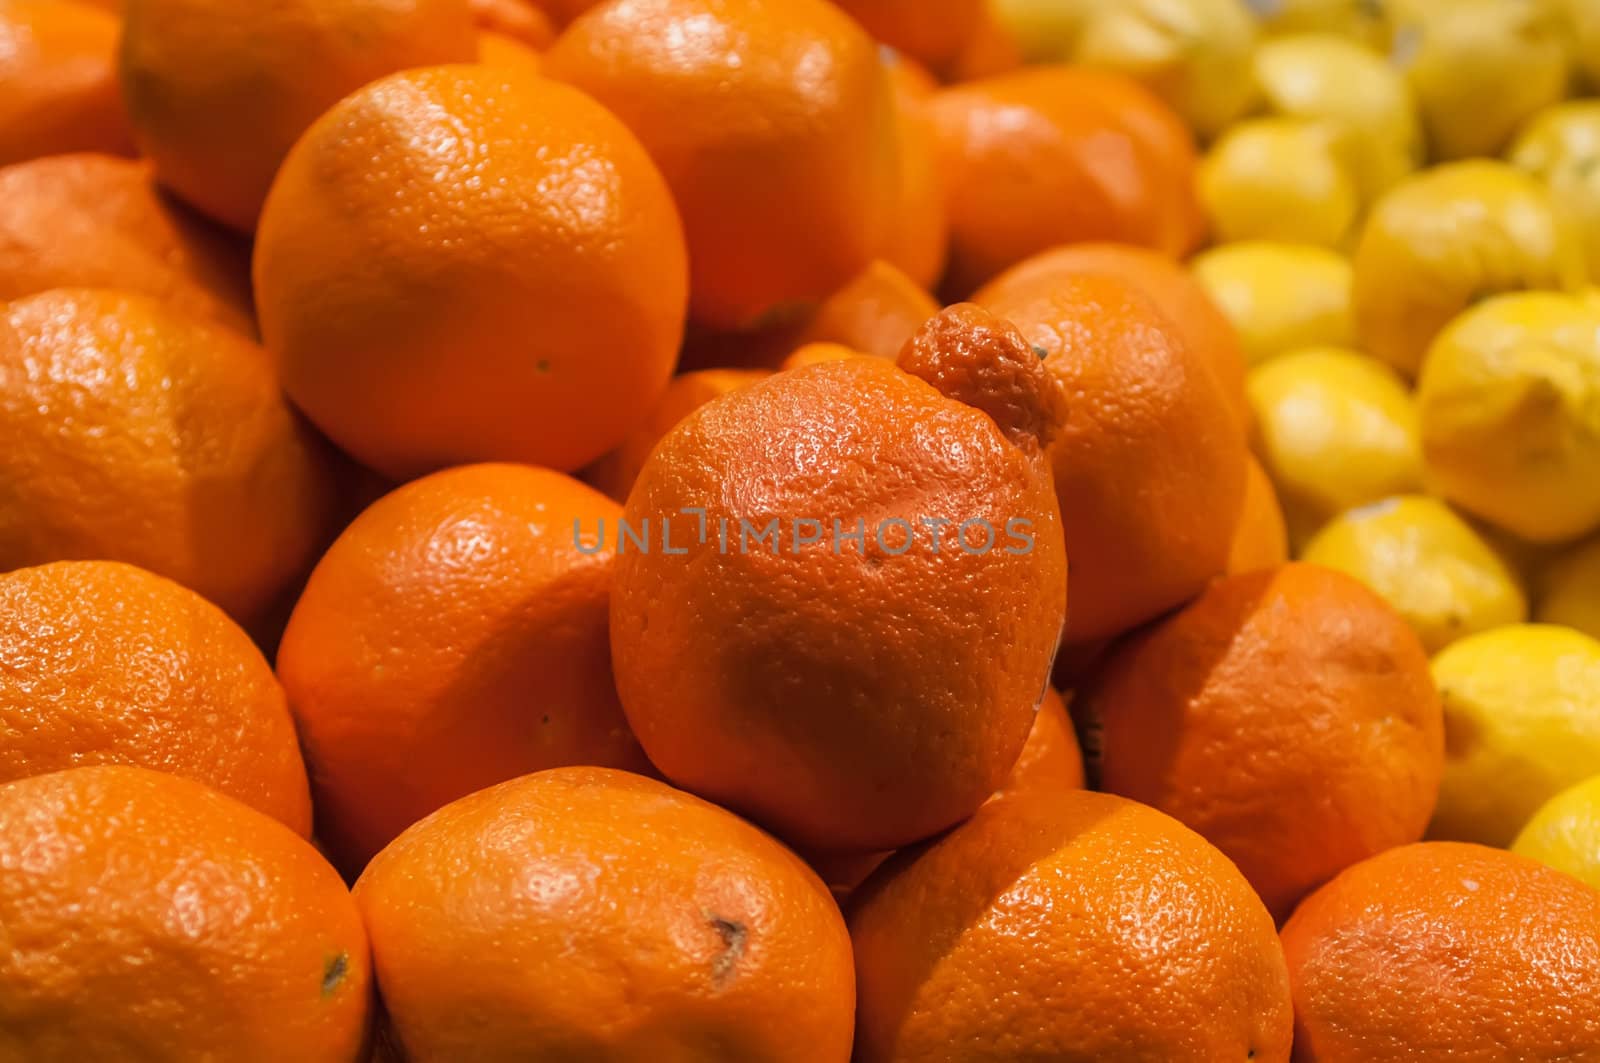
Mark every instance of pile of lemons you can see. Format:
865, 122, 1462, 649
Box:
995, 0, 1600, 886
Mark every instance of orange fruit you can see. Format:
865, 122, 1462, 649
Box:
780, 342, 867, 370
477, 30, 543, 72
1079, 563, 1444, 919
611, 304, 1068, 851
0, 153, 254, 335
277, 464, 650, 875
0, 289, 343, 636
355, 766, 855, 1061
945, 2, 1027, 82
883, 56, 949, 291
1283, 841, 1600, 1059
850, 787, 1294, 1062
0, 561, 311, 835
833, 0, 985, 73
929, 66, 1202, 295
0, 765, 370, 1062
469, 0, 553, 47
254, 65, 688, 481
585, 368, 771, 503
119, 0, 476, 231
0, 0, 133, 167
995, 686, 1085, 797
545, 0, 899, 330
982, 270, 1249, 641
1228, 455, 1290, 575
974, 241, 1249, 427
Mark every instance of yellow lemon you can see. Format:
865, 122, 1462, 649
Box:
1417, 290, 1600, 545
1192, 242, 1355, 366
1246, 345, 1422, 544
1244, 0, 1390, 46
1302, 495, 1528, 653
1389, 0, 1571, 161
1539, 534, 1600, 638
1199, 118, 1359, 247
1561, 0, 1600, 89
1429, 623, 1600, 847
1251, 33, 1422, 201
1511, 101, 1600, 279
1352, 161, 1587, 377
989, 0, 1100, 61
1072, 0, 1260, 140
1511, 774, 1600, 889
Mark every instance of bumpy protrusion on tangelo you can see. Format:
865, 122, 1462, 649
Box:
895, 303, 1067, 453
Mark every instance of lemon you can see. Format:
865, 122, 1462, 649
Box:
1511, 774, 1600, 889
1192, 242, 1355, 366
1511, 101, 1600, 279
1302, 495, 1528, 652
1246, 346, 1421, 545
989, 0, 1100, 61
1417, 290, 1600, 545
1539, 534, 1600, 638
1244, 0, 1390, 46
1251, 34, 1421, 201
1072, 0, 1260, 140
1199, 118, 1359, 247
1388, 0, 1572, 161
1429, 624, 1600, 847
1352, 161, 1587, 378
1558, 0, 1600, 89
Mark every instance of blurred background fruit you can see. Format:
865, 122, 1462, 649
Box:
1246, 0, 1390, 45
0, 0, 134, 166
1199, 117, 1359, 247
1511, 774, 1600, 889
1511, 100, 1600, 277
1191, 241, 1355, 365
1538, 533, 1600, 637
1227, 456, 1291, 574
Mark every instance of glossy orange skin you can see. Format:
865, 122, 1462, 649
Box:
611, 306, 1067, 851
355, 767, 855, 1062
545, 0, 899, 330
0, 0, 133, 167
1283, 842, 1600, 1061
1229, 455, 1290, 575
119, 0, 475, 231
975, 241, 1248, 427
983, 271, 1248, 640
255, 65, 688, 481
0, 154, 254, 335
0, 561, 311, 835
833, 0, 983, 71
586, 369, 771, 503
0, 289, 343, 635
278, 464, 650, 875
1081, 564, 1444, 920
0, 766, 370, 1062
930, 67, 1203, 295
470, 0, 553, 46
850, 787, 1294, 1062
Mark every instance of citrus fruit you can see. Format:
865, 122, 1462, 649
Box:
1510, 100, 1600, 277
119, 0, 476, 231
0, 0, 133, 167
0, 561, 311, 834
0, 153, 254, 335
1353, 162, 1586, 379
1198, 117, 1359, 248
983, 270, 1249, 640
1511, 774, 1600, 890
987, 0, 1098, 62
355, 766, 854, 1062
995, 687, 1086, 797
974, 242, 1250, 427
943, 3, 1027, 82
1245, 345, 1422, 544
1250, 32, 1421, 202
277, 464, 650, 874
1072, 0, 1261, 141
0, 288, 342, 635
928, 66, 1202, 294
586, 369, 771, 503
610, 305, 1067, 851
0, 765, 370, 1062
1079, 563, 1444, 919
469, 0, 553, 46
831, 0, 984, 73
1227, 455, 1290, 575
1247, 0, 1390, 46
882, 62, 948, 292
1563, 0, 1600, 88
1302, 495, 1528, 653
1282, 841, 1600, 1060
1388, 0, 1571, 161
1539, 533, 1600, 638
1416, 290, 1600, 544
850, 787, 1294, 1062
477, 29, 543, 72
254, 64, 688, 481
779, 342, 865, 370
544, 0, 897, 331
1428, 623, 1600, 847
1191, 241, 1355, 366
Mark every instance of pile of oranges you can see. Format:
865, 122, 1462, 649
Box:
4, 0, 1600, 1059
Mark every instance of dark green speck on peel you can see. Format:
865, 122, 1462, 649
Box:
1033, 345, 1049, 360
322, 953, 349, 997
536, 359, 552, 373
